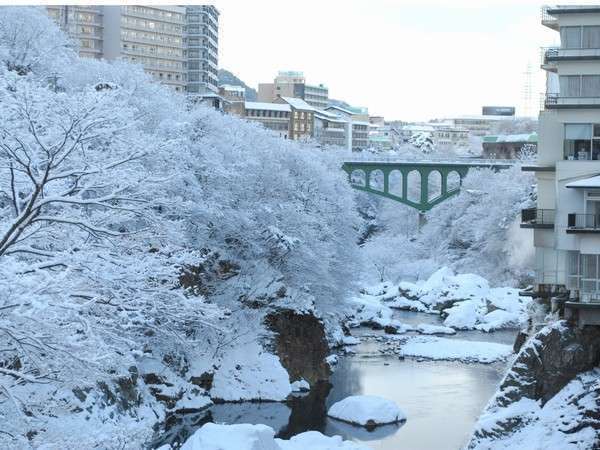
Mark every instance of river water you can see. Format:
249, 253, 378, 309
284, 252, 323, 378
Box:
155, 311, 517, 450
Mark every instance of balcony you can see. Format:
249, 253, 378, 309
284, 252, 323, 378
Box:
541, 5, 558, 30
567, 214, 600, 233
520, 208, 555, 229
542, 47, 600, 69
545, 93, 600, 109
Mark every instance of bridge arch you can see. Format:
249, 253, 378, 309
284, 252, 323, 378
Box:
406, 170, 421, 203
428, 170, 442, 201
350, 169, 366, 187
369, 169, 385, 191
388, 170, 403, 197
447, 170, 461, 192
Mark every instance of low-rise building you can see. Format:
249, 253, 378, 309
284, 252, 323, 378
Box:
482, 133, 537, 159
219, 84, 245, 116
314, 109, 350, 149
244, 102, 291, 138
275, 97, 316, 141
325, 105, 369, 150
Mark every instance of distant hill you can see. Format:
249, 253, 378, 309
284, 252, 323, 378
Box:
218, 69, 257, 101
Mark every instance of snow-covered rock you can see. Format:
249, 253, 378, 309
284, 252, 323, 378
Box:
277, 431, 371, 450
210, 346, 291, 402
342, 335, 361, 346
180, 423, 371, 450
416, 323, 456, 335
327, 395, 406, 427
400, 337, 513, 363
181, 423, 280, 450
291, 379, 310, 392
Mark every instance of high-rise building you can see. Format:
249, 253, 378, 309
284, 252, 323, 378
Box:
258, 71, 329, 109
46, 6, 104, 59
184, 5, 219, 95
47, 5, 186, 91
47, 5, 222, 96
525, 5, 600, 325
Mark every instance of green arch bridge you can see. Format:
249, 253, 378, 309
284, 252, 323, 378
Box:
342, 160, 514, 212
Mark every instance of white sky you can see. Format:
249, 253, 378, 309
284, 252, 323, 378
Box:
212, 0, 565, 121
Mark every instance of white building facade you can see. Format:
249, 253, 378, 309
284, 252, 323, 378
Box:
528, 5, 600, 323
184, 5, 219, 95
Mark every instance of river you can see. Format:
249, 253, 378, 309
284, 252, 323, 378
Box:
153, 311, 517, 450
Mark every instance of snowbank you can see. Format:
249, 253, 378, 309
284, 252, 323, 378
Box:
469, 370, 600, 450
180, 423, 371, 450
400, 337, 513, 363
327, 395, 406, 427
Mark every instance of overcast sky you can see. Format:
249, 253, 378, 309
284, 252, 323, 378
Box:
212, 0, 565, 121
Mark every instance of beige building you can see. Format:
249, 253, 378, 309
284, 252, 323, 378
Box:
258, 71, 329, 109
242, 96, 315, 141
47, 6, 104, 59
47, 5, 220, 94
48, 5, 185, 91
525, 5, 600, 324
219, 84, 245, 116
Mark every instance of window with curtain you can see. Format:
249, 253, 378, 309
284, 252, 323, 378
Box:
583, 26, 600, 48
582, 75, 600, 96
560, 75, 581, 96
561, 26, 582, 48
565, 124, 592, 140
581, 254, 599, 292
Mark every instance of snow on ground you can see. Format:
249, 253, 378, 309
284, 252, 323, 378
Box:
209, 343, 291, 402
399, 337, 513, 363
469, 369, 600, 450
327, 395, 406, 427
180, 423, 371, 450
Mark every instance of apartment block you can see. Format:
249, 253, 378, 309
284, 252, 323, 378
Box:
46, 6, 103, 59
258, 71, 329, 109
184, 5, 219, 95
47, 5, 221, 95
524, 5, 600, 325
275, 97, 315, 141
244, 102, 292, 139
219, 84, 245, 116
314, 109, 351, 149
325, 105, 370, 150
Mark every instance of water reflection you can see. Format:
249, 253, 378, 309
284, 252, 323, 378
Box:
153, 316, 515, 450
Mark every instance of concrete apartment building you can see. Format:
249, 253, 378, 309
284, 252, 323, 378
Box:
524, 5, 600, 324
184, 5, 219, 95
219, 84, 245, 116
258, 71, 329, 109
47, 5, 220, 95
325, 105, 370, 150
314, 109, 351, 149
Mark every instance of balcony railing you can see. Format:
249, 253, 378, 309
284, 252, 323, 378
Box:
542, 47, 600, 66
521, 208, 555, 228
545, 93, 600, 109
567, 214, 600, 231
541, 5, 559, 29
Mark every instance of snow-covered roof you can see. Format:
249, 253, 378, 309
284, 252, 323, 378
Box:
219, 84, 245, 93
483, 133, 537, 144
244, 102, 291, 112
325, 104, 356, 116
566, 175, 600, 189
403, 124, 435, 132
314, 110, 347, 123
280, 97, 317, 111
352, 121, 370, 126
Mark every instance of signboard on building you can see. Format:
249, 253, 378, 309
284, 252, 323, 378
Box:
482, 106, 515, 116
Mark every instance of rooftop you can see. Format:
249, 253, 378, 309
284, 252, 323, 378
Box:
546, 5, 600, 15
280, 96, 317, 111
483, 133, 538, 144
566, 174, 600, 189
245, 102, 291, 112
219, 84, 245, 93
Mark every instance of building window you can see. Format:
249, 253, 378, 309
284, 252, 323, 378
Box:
564, 123, 600, 160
